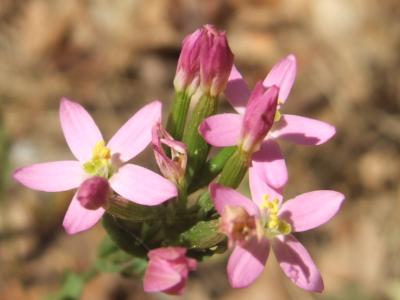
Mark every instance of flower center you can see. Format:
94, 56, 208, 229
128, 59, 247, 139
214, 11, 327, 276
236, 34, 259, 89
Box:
260, 195, 291, 238
220, 206, 263, 247
83, 141, 114, 178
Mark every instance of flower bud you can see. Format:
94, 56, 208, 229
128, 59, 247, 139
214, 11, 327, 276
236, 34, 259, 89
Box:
174, 24, 234, 97
144, 247, 197, 295
152, 123, 187, 186
199, 25, 234, 96
240, 83, 279, 154
77, 176, 110, 210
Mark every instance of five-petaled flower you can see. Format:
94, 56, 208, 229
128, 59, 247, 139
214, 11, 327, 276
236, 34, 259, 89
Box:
210, 168, 345, 291
200, 54, 336, 190
13, 98, 177, 234
144, 247, 197, 295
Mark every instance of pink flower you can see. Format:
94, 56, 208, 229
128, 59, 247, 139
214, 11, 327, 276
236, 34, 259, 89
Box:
13, 98, 177, 234
143, 247, 197, 295
200, 55, 336, 189
152, 122, 187, 186
174, 24, 234, 96
210, 170, 344, 291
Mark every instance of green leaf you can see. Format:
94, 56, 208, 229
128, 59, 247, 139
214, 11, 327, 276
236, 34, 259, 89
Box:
46, 272, 86, 300
102, 213, 147, 258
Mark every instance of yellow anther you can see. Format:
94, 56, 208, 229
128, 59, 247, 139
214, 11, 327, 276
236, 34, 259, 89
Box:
83, 141, 113, 178
260, 194, 292, 237
92, 141, 111, 160
274, 110, 282, 122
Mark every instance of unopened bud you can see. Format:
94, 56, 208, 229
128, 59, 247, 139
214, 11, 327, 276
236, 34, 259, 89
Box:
77, 176, 110, 210
240, 83, 279, 154
174, 24, 233, 97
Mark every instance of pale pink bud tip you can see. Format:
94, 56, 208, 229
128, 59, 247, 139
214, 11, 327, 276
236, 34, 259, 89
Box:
144, 247, 197, 295
77, 176, 110, 210
240, 83, 279, 153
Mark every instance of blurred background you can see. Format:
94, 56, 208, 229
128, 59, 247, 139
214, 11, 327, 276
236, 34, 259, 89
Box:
1, 0, 399, 299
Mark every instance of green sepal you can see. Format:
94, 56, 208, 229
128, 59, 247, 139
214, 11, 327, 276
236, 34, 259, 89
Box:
218, 149, 249, 188
166, 90, 191, 140
189, 146, 236, 193
102, 213, 147, 258
179, 219, 225, 249
106, 195, 160, 222
183, 94, 218, 184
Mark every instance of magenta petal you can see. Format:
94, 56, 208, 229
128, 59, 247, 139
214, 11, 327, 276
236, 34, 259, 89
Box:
272, 235, 324, 292
251, 139, 288, 190
271, 114, 336, 146
280, 190, 345, 232
225, 65, 251, 114
148, 247, 187, 261
144, 257, 182, 293
60, 98, 103, 162
107, 101, 161, 162
227, 238, 270, 288
199, 113, 243, 147
263, 54, 296, 104
249, 167, 283, 207
109, 163, 177, 206
63, 192, 105, 234
209, 183, 259, 217
13, 161, 85, 192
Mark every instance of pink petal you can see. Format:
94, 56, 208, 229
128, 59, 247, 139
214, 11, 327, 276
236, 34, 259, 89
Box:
148, 247, 187, 261
13, 161, 85, 192
263, 54, 296, 104
63, 192, 105, 234
280, 190, 345, 232
60, 98, 103, 162
209, 183, 259, 217
251, 139, 288, 190
225, 65, 250, 114
249, 167, 283, 207
271, 114, 336, 146
144, 257, 182, 293
272, 235, 324, 292
199, 113, 243, 147
107, 101, 161, 162
109, 163, 177, 206
227, 237, 270, 288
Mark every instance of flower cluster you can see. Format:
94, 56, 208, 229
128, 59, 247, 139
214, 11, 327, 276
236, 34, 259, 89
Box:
13, 24, 344, 295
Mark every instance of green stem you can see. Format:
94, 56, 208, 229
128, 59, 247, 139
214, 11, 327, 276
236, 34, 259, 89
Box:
188, 146, 236, 193
166, 90, 191, 141
183, 94, 218, 185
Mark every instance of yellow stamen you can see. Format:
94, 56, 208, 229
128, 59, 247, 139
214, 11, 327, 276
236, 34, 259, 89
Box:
83, 140, 113, 178
260, 194, 292, 237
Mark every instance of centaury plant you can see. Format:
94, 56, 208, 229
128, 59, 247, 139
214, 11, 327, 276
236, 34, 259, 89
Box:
13, 24, 344, 298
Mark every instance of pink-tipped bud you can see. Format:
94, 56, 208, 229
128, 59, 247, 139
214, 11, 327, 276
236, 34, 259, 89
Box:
144, 247, 197, 295
152, 123, 187, 185
220, 205, 263, 248
77, 176, 110, 210
174, 24, 234, 97
199, 25, 234, 96
240, 83, 279, 154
